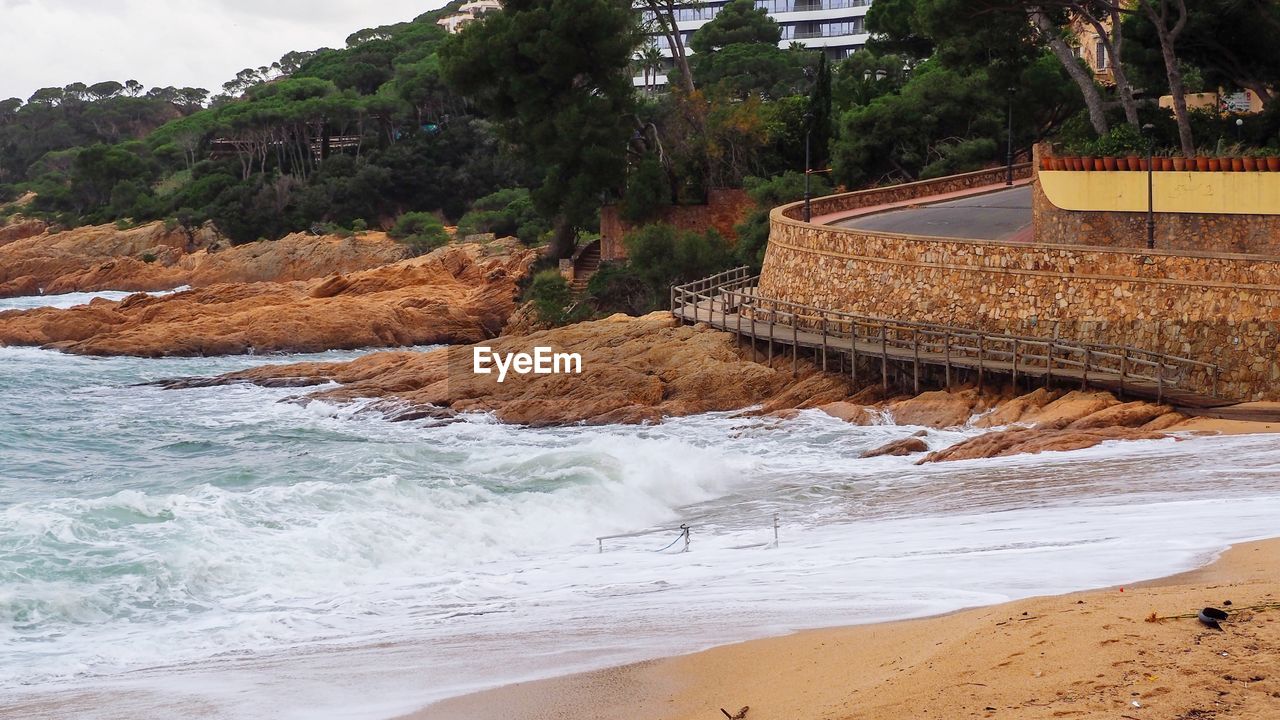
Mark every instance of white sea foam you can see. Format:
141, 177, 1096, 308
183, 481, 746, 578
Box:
0, 348, 1277, 719
0, 286, 192, 312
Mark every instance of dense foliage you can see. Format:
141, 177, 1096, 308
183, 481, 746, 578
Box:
4, 0, 1278, 324
2, 3, 535, 243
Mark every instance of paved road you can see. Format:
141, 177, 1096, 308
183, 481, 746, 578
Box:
834, 185, 1032, 241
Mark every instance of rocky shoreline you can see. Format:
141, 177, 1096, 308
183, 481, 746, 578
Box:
0, 237, 538, 356
153, 312, 1217, 461
0, 219, 1261, 460
0, 219, 410, 298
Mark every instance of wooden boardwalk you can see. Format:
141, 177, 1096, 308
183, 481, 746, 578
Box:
672, 268, 1232, 409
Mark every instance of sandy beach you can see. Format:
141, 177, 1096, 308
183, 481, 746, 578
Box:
411, 538, 1280, 720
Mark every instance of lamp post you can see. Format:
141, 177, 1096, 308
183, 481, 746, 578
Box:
1006, 87, 1016, 186
803, 111, 813, 223
1236, 117, 1244, 142
1143, 123, 1155, 250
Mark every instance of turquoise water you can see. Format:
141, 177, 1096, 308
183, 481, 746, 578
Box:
2, 293, 1279, 719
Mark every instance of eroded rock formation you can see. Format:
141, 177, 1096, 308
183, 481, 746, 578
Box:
0, 241, 538, 357
0, 220, 409, 298
159, 313, 854, 426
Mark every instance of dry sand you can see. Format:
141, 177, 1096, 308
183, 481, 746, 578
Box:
409, 539, 1280, 720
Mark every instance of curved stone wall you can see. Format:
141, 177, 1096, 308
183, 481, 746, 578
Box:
761, 182, 1280, 401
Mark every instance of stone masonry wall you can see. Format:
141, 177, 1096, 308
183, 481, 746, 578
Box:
601, 188, 754, 262
760, 209, 1280, 401
1032, 175, 1280, 255
786, 165, 1033, 221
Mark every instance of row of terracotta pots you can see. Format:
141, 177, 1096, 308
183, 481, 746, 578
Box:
1042, 155, 1280, 172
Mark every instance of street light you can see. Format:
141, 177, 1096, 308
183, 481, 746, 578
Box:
1236, 117, 1244, 142
1143, 123, 1155, 250
803, 111, 813, 223
1006, 87, 1016, 186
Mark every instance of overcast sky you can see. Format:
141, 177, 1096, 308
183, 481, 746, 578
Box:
0, 0, 450, 102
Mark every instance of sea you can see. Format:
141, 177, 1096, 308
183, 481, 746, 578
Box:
1, 291, 1278, 719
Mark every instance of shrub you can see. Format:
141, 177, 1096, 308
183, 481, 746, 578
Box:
732, 172, 834, 270
141, 252, 157, 264
920, 138, 1000, 179
525, 269, 585, 325
1093, 124, 1146, 156
390, 211, 449, 256
619, 155, 671, 224
623, 223, 733, 307
456, 188, 549, 245
351, 219, 368, 232
586, 262, 657, 316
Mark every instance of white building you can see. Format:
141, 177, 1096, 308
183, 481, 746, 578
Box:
635, 0, 874, 88
437, 0, 503, 34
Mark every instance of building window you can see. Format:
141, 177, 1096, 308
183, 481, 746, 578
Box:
1095, 40, 1108, 70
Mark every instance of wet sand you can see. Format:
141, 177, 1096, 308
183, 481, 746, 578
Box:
407, 539, 1280, 720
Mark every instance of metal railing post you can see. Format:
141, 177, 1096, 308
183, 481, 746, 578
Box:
977, 335, 985, 390
881, 323, 889, 391
1157, 362, 1165, 405
791, 313, 798, 377
912, 329, 920, 394
944, 331, 951, 390
851, 323, 858, 385
821, 317, 828, 372
1012, 338, 1019, 388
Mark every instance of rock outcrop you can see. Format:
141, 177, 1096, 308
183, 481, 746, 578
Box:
0, 240, 538, 357
917, 425, 1172, 463
0, 220, 409, 298
159, 313, 854, 426
142, 311, 1242, 464
861, 436, 930, 458
811, 385, 1193, 462
0, 217, 49, 248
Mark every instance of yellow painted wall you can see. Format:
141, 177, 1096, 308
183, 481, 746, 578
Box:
1039, 171, 1280, 215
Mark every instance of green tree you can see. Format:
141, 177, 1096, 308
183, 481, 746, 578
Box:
526, 269, 582, 325
689, 0, 780, 53
733, 171, 831, 270
390, 211, 449, 255
623, 222, 732, 305
457, 187, 549, 244
807, 54, 832, 170
441, 0, 640, 259
619, 154, 671, 224
689, 0, 807, 100
830, 60, 1003, 187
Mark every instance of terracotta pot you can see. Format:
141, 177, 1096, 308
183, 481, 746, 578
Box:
1050, 157, 1064, 170
1103, 156, 1118, 171
1066, 157, 1081, 171
1124, 155, 1139, 171
1082, 156, 1097, 171
1268, 157, 1280, 172
1172, 156, 1187, 171
1195, 156, 1210, 171
1040, 157, 1052, 170
1208, 158, 1222, 171
1230, 157, 1244, 172
1242, 157, 1257, 171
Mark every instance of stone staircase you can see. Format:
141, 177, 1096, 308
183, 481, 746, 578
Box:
569, 240, 601, 293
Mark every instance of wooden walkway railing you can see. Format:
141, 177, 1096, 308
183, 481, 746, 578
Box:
671, 268, 1228, 407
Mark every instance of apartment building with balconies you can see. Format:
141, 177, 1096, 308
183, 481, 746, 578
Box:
635, 0, 873, 88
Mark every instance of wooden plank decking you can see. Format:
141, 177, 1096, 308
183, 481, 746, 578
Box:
671, 268, 1233, 410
